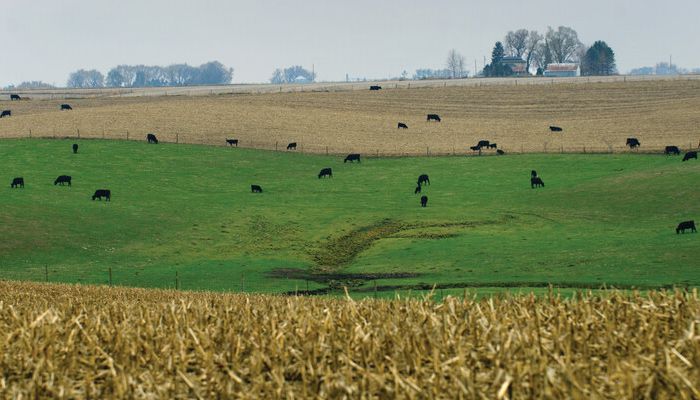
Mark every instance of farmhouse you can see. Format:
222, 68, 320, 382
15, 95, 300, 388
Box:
501, 56, 529, 76
544, 63, 580, 77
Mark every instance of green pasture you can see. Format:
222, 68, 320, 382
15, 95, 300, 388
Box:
0, 139, 697, 295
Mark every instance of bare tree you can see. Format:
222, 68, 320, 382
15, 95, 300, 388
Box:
523, 30, 543, 74
545, 26, 583, 63
67, 69, 104, 88
445, 49, 466, 79
504, 29, 529, 58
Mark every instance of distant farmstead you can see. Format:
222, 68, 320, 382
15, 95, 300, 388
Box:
501, 56, 529, 76
544, 63, 580, 77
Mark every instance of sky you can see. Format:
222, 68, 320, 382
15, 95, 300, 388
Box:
2, 0, 699, 87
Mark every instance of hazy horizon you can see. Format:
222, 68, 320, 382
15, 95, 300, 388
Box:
2, 0, 699, 87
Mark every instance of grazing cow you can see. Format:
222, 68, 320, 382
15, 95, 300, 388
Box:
60, 104, 72, 110
420, 195, 428, 207
11, 177, 24, 188
318, 168, 332, 179
147, 133, 158, 144
92, 189, 111, 201
226, 139, 238, 147
427, 114, 441, 122
496, 149, 505, 155
54, 175, 71, 186
488, 143, 497, 149
287, 142, 297, 150
531, 177, 545, 188
477, 140, 490, 148
549, 126, 563, 132
344, 154, 361, 163
682, 151, 697, 162
72, 143, 79, 154
414, 185, 421, 194
251, 185, 263, 193
369, 85, 382, 91
664, 146, 680, 155
417, 174, 430, 186
470, 145, 481, 152
676, 220, 696, 234
626, 138, 641, 149
531, 170, 538, 178
0, 110, 11, 118
10, 94, 21, 101
398, 122, 408, 129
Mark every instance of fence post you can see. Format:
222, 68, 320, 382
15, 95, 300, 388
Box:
77, 128, 80, 138
29, 129, 32, 138
426, 146, 429, 156
102, 127, 105, 139
126, 130, 129, 140
109, 267, 112, 287
175, 271, 179, 290
45, 265, 48, 282
275, 141, 278, 151
176, 133, 179, 144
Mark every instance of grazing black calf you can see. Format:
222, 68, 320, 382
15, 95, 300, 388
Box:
72, 143, 79, 154
251, 185, 263, 193
398, 122, 408, 129
682, 151, 697, 162
60, 104, 72, 110
414, 185, 421, 194
147, 133, 158, 144
417, 174, 430, 186
427, 114, 441, 122
626, 138, 640, 149
676, 220, 696, 234
369, 85, 382, 91
488, 143, 497, 149
10, 94, 21, 101
11, 177, 24, 188
226, 139, 238, 147
92, 189, 111, 201
0, 110, 11, 118
549, 126, 563, 132
420, 195, 428, 207
531, 170, 538, 178
470, 145, 481, 152
54, 175, 71, 186
496, 149, 505, 155
477, 140, 490, 148
531, 177, 544, 188
318, 168, 332, 179
344, 154, 361, 163
287, 142, 297, 150
665, 146, 680, 155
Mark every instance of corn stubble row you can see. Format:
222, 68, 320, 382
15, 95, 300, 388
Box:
0, 281, 698, 399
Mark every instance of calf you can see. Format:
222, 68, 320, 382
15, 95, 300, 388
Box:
60, 104, 72, 110
664, 146, 680, 155
414, 185, 421, 194
531, 177, 544, 188
417, 174, 430, 186
251, 185, 263, 193
549, 126, 563, 132
318, 168, 332, 179
92, 189, 111, 201
427, 114, 441, 122
226, 139, 238, 147
147, 133, 158, 144
54, 175, 71, 186
11, 177, 24, 188
369, 85, 382, 91
420, 195, 428, 207
470, 145, 481, 152
287, 142, 297, 150
72, 143, 79, 154
10, 94, 21, 101
398, 122, 408, 129
496, 149, 505, 155
477, 140, 490, 148
0, 110, 11, 118
682, 151, 697, 162
626, 138, 640, 148
344, 153, 360, 163
676, 220, 696, 234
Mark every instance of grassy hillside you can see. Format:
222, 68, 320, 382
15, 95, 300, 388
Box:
1, 80, 699, 155
0, 139, 697, 294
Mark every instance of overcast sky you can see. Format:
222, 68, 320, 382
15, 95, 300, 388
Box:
2, 0, 699, 87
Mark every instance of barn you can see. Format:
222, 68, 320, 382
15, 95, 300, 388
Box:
544, 63, 580, 77
501, 56, 529, 76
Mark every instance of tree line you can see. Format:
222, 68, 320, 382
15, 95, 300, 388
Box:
66, 61, 233, 88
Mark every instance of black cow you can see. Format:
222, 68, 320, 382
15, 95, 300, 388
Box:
676, 220, 696, 234
72, 144, 79, 154
496, 149, 505, 155
60, 104, 72, 110
318, 168, 332, 179
682, 151, 697, 162
287, 142, 297, 150
477, 140, 490, 148
488, 143, 497, 149
369, 85, 382, 91
344, 154, 361, 163
665, 146, 680, 155
531, 177, 544, 188
420, 195, 428, 207
92, 189, 111, 201
251, 185, 263, 193
549, 126, 563, 132
11, 177, 24, 188
54, 175, 71, 186
398, 122, 408, 129
0, 110, 11, 118
626, 138, 641, 149
470, 146, 481, 152
427, 114, 441, 122
414, 185, 421, 194
10, 94, 21, 101
531, 170, 538, 178
147, 133, 158, 144
226, 139, 238, 147
417, 174, 430, 186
